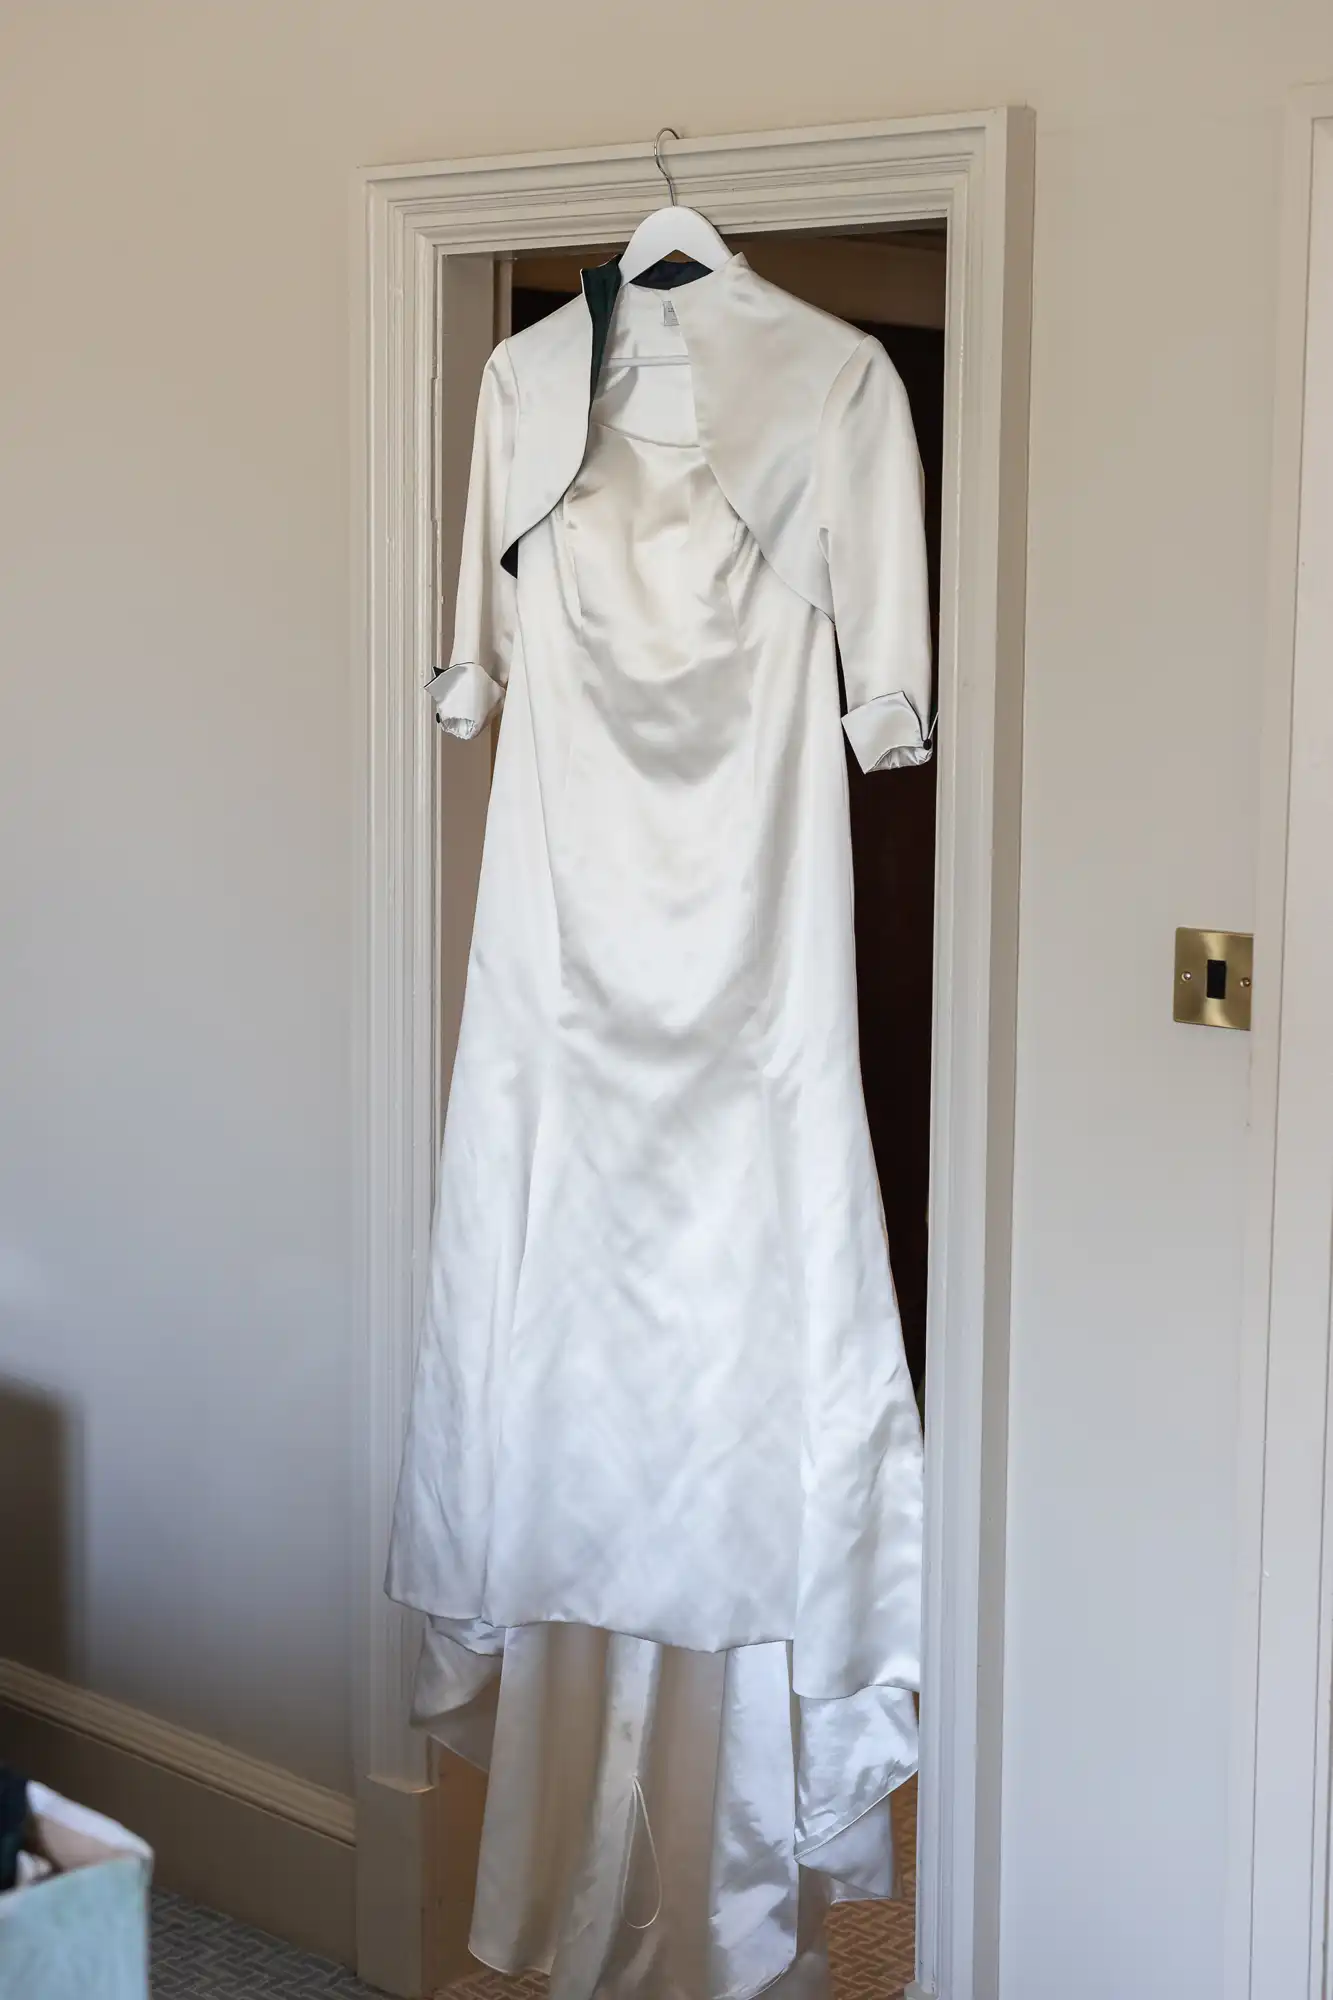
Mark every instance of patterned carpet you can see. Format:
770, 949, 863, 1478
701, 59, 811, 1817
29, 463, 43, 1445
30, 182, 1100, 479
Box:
152, 1893, 374, 1997
150, 1782, 916, 2000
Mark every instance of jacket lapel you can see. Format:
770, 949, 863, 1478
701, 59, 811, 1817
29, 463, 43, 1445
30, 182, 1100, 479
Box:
500, 286, 597, 575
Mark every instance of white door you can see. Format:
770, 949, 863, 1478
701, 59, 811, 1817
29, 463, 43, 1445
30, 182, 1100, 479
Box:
1242, 90, 1333, 2000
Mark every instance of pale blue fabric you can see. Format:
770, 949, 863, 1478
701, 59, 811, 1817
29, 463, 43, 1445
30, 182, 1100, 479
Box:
0, 1790, 151, 2000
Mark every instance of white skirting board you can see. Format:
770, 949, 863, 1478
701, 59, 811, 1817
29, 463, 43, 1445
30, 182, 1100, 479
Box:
0, 1657, 356, 1966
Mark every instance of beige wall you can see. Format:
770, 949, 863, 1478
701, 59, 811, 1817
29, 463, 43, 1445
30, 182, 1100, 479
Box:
2, 1, 1330, 1990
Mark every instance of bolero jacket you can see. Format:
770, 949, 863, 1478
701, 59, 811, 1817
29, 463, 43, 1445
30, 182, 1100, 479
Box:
428, 252, 935, 774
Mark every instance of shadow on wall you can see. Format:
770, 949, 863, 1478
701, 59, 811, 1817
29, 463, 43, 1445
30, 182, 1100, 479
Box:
0, 1375, 83, 1681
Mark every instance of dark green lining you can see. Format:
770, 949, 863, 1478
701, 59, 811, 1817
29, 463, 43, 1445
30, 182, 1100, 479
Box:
580, 258, 622, 403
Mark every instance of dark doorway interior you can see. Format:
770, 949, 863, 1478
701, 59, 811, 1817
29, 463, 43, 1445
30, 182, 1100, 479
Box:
845, 318, 943, 1395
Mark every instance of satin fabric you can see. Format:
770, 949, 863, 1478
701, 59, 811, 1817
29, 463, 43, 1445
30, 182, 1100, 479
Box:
388, 261, 933, 1998
414, 1620, 916, 2000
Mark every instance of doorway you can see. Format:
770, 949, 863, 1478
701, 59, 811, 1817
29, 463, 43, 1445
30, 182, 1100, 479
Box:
354, 114, 1032, 2000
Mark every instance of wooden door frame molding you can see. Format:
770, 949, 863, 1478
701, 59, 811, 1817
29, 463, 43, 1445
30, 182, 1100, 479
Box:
352, 110, 1035, 1999
1227, 81, 1333, 2000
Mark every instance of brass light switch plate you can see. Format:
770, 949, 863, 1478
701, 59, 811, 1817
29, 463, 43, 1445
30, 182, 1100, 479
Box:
1174, 928, 1253, 1030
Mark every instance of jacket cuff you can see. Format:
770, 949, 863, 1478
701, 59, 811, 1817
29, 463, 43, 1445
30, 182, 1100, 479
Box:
842, 691, 933, 774
425, 659, 503, 740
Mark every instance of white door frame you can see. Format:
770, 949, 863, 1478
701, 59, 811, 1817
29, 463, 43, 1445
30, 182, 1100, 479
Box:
1228, 83, 1333, 2000
352, 110, 1035, 2000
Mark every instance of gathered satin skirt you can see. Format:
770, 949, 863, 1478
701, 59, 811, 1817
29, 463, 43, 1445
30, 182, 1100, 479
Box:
416, 1619, 916, 2000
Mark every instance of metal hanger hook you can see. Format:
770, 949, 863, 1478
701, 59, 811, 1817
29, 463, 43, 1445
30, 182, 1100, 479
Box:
653, 127, 680, 206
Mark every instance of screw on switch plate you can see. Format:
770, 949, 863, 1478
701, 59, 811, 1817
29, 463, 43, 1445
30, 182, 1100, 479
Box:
1174, 928, 1253, 1030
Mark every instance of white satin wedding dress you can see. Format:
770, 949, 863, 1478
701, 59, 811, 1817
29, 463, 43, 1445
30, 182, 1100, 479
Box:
388, 255, 934, 2000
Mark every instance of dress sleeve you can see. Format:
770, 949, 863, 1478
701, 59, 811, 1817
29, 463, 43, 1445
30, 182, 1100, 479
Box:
818, 337, 934, 774
425, 343, 518, 740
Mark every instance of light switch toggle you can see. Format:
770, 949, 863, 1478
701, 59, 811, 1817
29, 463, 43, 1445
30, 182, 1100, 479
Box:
1174, 928, 1253, 1031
